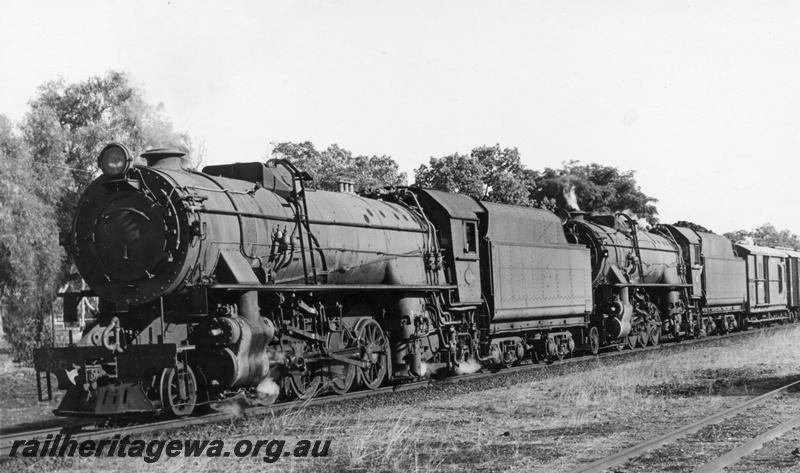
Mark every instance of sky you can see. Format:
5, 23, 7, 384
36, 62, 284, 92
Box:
1, 1, 798, 236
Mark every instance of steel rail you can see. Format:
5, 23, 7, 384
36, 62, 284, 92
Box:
569, 377, 800, 473
0, 381, 417, 459
691, 413, 800, 473
2, 324, 793, 461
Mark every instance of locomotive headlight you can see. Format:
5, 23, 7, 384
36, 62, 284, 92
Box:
98, 143, 133, 177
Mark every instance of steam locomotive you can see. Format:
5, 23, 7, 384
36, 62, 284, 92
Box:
33, 143, 799, 417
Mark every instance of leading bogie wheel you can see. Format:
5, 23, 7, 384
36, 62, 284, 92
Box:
356, 318, 389, 390
159, 365, 197, 417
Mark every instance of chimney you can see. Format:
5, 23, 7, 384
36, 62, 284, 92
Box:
570, 211, 587, 222
141, 149, 186, 170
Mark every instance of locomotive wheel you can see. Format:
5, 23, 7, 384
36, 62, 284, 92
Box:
649, 323, 660, 346
356, 319, 388, 390
671, 322, 683, 342
319, 329, 357, 395
320, 362, 355, 395
588, 327, 600, 355
625, 330, 637, 350
159, 365, 197, 417
288, 367, 321, 400
706, 318, 717, 336
637, 324, 649, 348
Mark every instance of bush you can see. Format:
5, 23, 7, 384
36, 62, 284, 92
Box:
3, 307, 53, 363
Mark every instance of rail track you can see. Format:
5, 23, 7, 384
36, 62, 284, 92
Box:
570, 371, 800, 473
1, 324, 791, 461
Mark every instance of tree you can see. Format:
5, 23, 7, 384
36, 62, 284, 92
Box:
529, 161, 659, 224
673, 221, 713, 233
2, 72, 201, 362
0, 115, 63, 361
413, 153, 485, 198
21, 71, 199, 276
270, 141, 407, 193
413, 144, 536, 206
725, 224, 800, 248
722, 230, 752, 245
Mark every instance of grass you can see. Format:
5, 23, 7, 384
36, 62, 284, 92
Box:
0, 345, 63, 427
5, 326, 800, 472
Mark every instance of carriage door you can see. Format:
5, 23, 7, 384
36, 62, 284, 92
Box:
791, 257, 800, 308
747, 255, 757, 307
772, 257, 786, 304
761, 256, 769, 304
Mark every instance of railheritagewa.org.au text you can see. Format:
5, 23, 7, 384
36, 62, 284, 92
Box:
9, 434, 330, 463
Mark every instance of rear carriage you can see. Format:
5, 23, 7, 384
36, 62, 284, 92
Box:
735, 244, 793, 326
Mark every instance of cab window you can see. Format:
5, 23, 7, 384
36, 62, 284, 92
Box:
465, 222, 477, 253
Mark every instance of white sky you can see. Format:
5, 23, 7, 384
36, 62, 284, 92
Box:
1, 1, 798, 235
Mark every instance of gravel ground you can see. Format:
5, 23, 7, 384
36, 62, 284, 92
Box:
617, 394, 800, 473
732, 417, 800, 473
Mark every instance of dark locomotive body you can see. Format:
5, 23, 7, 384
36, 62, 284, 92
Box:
658, 226, 798, 334
32, 144, 798, 418
658, 226, 747, 334
566, 214, 694, 349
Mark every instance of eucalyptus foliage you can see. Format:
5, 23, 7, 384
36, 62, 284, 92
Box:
2, 71, 199, 361
724, 224, 800, 248
271, 141, 407, 194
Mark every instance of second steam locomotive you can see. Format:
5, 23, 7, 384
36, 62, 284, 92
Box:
34, 143, 799, 417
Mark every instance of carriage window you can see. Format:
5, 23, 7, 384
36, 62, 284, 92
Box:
779, 264, 784, 292
465, 222, 477, 253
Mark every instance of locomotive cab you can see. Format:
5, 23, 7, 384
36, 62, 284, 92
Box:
403, 189, 484, 304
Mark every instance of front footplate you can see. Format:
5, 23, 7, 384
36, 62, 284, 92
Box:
33, 344, 177, 416
55, 383, 157, 416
